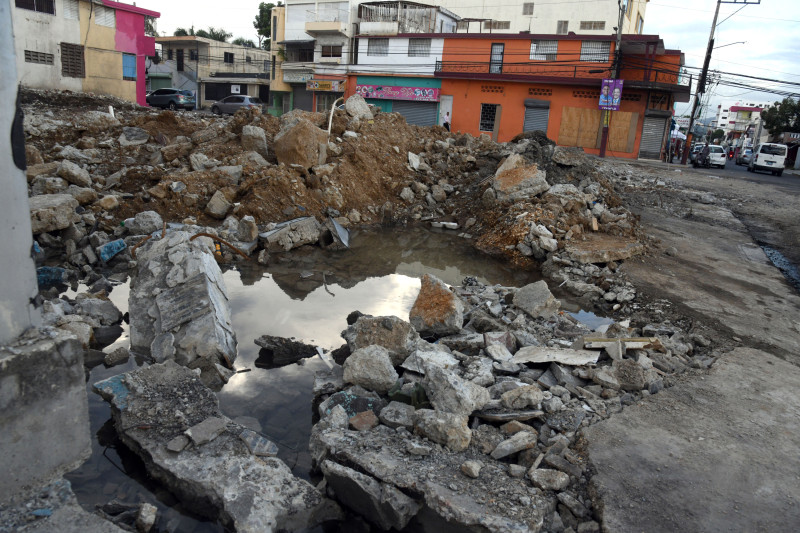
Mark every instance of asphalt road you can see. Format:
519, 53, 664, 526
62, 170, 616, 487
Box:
680, 158, 800, 190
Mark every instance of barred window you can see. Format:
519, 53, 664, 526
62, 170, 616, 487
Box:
556, 20, 568, 34
580, 21, 605, 31
95, 5, 115, 28
408, 38, 431, 57
580, 41, 610, 62
15, 0, 54, 15
60, 42, 85, 78
367, 38, 388, 56
479, 103, 499, 132
25, 50, 54, 65
530, 40, 557, 61
122, 53, 136, 80
483, 21, 511, 30
63, 0, 78, 20
523, 3, 534, 15
322, 45, 342, 58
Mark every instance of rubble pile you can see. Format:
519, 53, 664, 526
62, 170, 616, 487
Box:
309, 274, 715, 531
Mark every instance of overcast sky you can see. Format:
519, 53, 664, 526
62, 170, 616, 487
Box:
143, 0, 799, 118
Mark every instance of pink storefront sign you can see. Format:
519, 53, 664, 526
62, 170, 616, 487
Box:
355, 85, 440, 102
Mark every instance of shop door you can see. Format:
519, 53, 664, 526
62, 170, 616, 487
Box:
523, 105, 550, 134
639, 116, 667, 159
392, 100, 438, 126
292, 85, 313, 111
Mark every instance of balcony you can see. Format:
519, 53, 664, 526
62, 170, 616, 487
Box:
434, 60, 611, 81
305, 21, 348, 36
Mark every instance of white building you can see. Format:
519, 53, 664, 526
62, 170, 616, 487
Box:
433, 0, 648, 35
712, 99, 773, 148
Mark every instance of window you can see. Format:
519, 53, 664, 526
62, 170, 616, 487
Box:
580, 41, 610, 62
408, 38, 431, 57
264, 59, 269, 71
189, 49, 198, 61
322, 45, 343, 58
167, 48, 173, 60
95, 5, 115, 28
636, 14, 644, 34
14, 0, 54, 14
483, 21, 511, 30
489, 43, 504, 74
523, 3, 534, 15
63, 0, 78, 20
271, 61, 276, 79
272, 16, 277, 41
25, 50, 54, 65
557, 20, 568, 34
316, 92, 341, 113
224, 52, 234, 64
626, 0, 633, 17
60, 42, 85, 78
530, 40, 557, 61
367, 38, 388, 56
122, 53, 136, 80
456, 21, 469, 31
246, 55, 252, 63
580, 21, 605, 31
479, 103, 498, 132
176, 49, 184, 71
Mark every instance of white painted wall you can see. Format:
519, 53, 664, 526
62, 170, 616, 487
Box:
11, 0, 82, 91
2, 1, 42, 343
356, 37, 443, 75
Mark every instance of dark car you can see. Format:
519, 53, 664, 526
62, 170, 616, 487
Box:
211, 95, 264, 115
146, 88, 195, 111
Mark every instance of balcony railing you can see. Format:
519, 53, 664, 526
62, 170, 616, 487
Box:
434, 60, 610, 79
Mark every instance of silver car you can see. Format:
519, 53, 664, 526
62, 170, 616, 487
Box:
210, 95, 264, 115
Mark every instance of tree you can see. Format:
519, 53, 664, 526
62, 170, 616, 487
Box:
232, 37, 256, 48
173, 25, 195, 36
710, 129, 725, 142
761, 97, 800, 135
254, 2, 277, 50
196, 27, 232, 42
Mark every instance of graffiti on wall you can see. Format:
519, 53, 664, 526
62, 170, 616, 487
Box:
355, 85, 440, 102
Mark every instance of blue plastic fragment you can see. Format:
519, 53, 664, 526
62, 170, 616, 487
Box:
31, 508, 53, 517
36, 266, 65, 287
99, 239, 127, 262
93, 374, 130, 410
33, 241, 43, 254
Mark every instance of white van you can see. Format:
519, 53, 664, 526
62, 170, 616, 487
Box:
748, 143, 788, 176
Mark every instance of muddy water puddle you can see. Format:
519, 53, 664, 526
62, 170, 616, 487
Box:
761, 245, 800, 293
66, 227, 592, 531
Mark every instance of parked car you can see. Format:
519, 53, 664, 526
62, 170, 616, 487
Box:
689, 144, 703, 162
735, 148, 753, 166
146, 88, 195, 111
210, 95, 264, 115
748, 143, 788, 176
708, 145, 726, 168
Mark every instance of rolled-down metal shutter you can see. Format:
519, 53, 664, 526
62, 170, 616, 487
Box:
523, 99, 550, 133
639, 116, 667, 159
392, 100, 438, 126
292, 85, 313, 111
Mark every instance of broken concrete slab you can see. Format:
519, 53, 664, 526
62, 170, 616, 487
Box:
422, 363, 489, 416
29, 194, 80, 234
128, 231, 236, 384
492, 157, 551, 202
342, 345, 398, 394
273, 118, 327, 169
513, 346, 600, 366
564, 234, 644, 264
409, 274, 464, 336
513, 280, 561, 319
343, 315, 421, 366
259, 216, 321, 252
400, 349, 459, 374
93, 361, 342, 532
240, 125, 268, 159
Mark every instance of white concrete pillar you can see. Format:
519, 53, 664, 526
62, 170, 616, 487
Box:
0, 3, 41, 344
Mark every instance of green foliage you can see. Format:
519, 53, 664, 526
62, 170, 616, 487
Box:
232, 37, 257, 48
174, 26, 231, 43
173, 25, 195, 36
254, 2, 277, 49
711, 128, 725, 141
761, 97, 800, 135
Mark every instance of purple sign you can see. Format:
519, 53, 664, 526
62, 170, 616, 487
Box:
598, 79, 624, 111
355, 85, 440, 102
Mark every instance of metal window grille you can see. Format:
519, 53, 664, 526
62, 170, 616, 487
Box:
15, 0, 55, 14
580, 41, 610, 62
24, 50, 54, 65
189, 49, 198, 61
489, 43, 504, 74
60, 42, 85, 78
167, 48, 173, 60
530, 40, 557, 61
483, 21, 511, 30
479, 104, 498, 132
224, 52, 234, 64
95, 5, 115, 28
63, 0, 78, 20
556, 20, 568, 34
408, 38, 430, 57
367, 38, 388, 56
523, 3, 534, 15
322, 45, 343, 58
579, 21, 605, 30
122, 53, 136, 80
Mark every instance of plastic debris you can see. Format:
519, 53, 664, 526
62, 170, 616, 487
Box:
98, 239, 127, 262
36, 266, 65, 287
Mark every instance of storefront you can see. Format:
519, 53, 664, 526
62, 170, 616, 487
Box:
283, 69, 314, 112
306, 79, 346, 113
349, 76, 441, 127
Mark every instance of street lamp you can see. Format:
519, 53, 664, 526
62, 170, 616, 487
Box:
713, 41, 746, 49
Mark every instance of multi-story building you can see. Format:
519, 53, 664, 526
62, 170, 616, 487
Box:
438, 0, 648, 36
151, 36, 271, 109
11, 0, 159, 106
712, 99, 772, 148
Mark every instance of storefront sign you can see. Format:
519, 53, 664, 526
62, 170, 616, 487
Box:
355, 84, 439, 102
306, 80, 343, 92
283, 70, 312, 83
230, 85, 241, 94
598, 79, 623, 111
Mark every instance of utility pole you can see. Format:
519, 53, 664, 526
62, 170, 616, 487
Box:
599, 0, 625, 158
681, 0, 761, 164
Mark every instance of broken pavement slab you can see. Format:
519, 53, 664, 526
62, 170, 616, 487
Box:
563, 234, 644, 264
513, 346, 600, 366
93, 361, 342, 532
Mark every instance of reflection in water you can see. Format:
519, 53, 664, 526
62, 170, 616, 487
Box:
70, 227, 543, 530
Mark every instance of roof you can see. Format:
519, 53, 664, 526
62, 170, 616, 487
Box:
730, 106, 763, 112
101, 0, 159, 18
